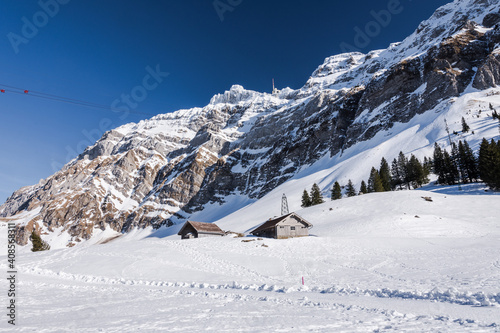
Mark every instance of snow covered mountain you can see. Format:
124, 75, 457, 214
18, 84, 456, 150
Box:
2, 0, 500, 248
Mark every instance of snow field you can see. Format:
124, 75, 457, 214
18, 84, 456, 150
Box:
1, 188, 499, 332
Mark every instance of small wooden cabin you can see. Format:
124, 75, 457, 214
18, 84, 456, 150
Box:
250, 213, 312, 239
178, 221, 225, 239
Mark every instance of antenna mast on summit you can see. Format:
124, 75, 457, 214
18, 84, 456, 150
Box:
281, 193, 289, 216
272, 78, 279, 95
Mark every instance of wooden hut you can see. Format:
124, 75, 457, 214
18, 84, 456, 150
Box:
250, 213, 312, 239
178, 221, 225, 239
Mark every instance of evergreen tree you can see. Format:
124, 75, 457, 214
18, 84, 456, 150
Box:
479, 138, 493, 186
368, 167, 384, 193
458, 140, 479, 183
461, 117, 470, 133
345, 179, 357, 197
391, 158, 403, 190
443, 149, 459, 185
457, 140, 468, 183
489, 139, 500, 190
451, 143, 462, 184
433, 143, 446, 184
397, 152, 410, 189
301, 189, 312, 208
492, 110, 499, 120
359, 180, 368, 195
310, 183, 324, 206
379, 157, 392, 192
407, 155, 428, 188
479, 138, 500, 190
30, 231, 50, 252
331, 181, 342, 200
423, 156, 432, 180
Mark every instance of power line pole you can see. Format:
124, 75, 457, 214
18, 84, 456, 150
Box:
281, 193, 289, 216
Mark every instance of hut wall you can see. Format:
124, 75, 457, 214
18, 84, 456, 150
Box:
180, 225, 198, 239
276, 216, 309, 239
197, 232, 224, 238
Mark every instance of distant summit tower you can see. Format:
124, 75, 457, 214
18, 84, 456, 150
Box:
272, 78, 279, 95
281, 193, 289, 216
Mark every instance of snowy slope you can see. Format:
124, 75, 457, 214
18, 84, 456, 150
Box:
193, 87, 500, 231
1, 187, 499, 332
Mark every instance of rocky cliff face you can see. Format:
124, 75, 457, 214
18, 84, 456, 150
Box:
2, 0, 500, 247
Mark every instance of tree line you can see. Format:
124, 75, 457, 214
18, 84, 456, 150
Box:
301, 183, 324, 208
301, 137, 500, 206
433, 138, 500, 190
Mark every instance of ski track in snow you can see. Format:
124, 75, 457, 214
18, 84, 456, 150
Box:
0, 231, 500, 332
5, 261, 499, 332
166, 239, 282, 283
9, 280, 495, 333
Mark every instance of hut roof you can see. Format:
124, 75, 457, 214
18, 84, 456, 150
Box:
250, 213, 312, 234
177, 221, 224, 235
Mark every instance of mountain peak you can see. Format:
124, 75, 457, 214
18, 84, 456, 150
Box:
209, 84, 261, 105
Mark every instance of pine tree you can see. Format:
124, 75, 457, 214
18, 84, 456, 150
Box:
479, 138, 500, 190
301, 189, 312, 208
461, 117, 470, 133
492, 110, 499, 120
457, 140, 469, 183
368, 167, 384, 193
457, 140, 478, 183
407, 155, 428, 188
451, 143, 462, 184
443, 149, 459, 185
379, 157, 392, 192
310, 183, 324, 206
359, 180, 368, 195
30, 231, 50, 252
397, 152, 410, 189
433, 143, 446, 184
478, 138, 490, 183
490, 139, 500, 190
391, 158, 403, 190
345, 179, 357, 197
331, 181, 342, 200
423, 156, 432, 180
463, 140, 479, 183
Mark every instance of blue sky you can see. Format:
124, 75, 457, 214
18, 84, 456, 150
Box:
0, 0, 450, 203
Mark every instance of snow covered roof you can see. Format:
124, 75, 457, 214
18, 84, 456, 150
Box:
177, 221, 225, 235
250, 213, 312, 234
